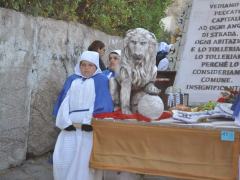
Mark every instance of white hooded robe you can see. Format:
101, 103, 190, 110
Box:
53, 51, 103, 180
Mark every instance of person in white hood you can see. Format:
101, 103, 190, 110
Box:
156, 42, 172, 71
52, 51, 113, 180
103, 49, 121, 79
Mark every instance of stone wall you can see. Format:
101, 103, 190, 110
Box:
0, 8, 123, 170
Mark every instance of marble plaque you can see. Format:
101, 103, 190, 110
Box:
175, 0, 240, 104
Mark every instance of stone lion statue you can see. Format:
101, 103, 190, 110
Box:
110, 28, 161, 115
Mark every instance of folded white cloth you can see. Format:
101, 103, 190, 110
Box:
172, 103, 233, 123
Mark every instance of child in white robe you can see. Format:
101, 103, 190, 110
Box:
53, 51, 113, 180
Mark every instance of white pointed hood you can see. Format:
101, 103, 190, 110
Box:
111, 49, 121, 56
158, 42, 172, 53
74, 51, 102, 78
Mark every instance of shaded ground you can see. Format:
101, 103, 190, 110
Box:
0, 154, 182, 180
0, 154, 53, 180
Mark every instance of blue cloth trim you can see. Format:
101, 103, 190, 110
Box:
231, 94, 240, 117
52, 73, 113, 117
69, 109, 90, 114
52, 74, 80, 117
102, 69, 115, 78
92, 73, 114, 114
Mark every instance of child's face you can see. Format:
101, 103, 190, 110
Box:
108, 53, 119, 71
80, 60, 97, 78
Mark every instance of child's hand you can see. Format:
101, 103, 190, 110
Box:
81, 124, 93, 132
64, 125, 76, 131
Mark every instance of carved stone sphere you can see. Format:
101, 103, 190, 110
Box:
138, 94, 164, 120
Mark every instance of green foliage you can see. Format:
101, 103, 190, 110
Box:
0, 0, 172, 40
0, 0, 82, 20
198, 101, 217, 111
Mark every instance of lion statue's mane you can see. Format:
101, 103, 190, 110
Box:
119, 28, 158, 89
110, 28, 161, 114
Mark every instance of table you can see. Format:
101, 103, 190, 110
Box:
90, 119, 240, 180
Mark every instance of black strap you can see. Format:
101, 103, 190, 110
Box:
64, 125, 76, 131
81, 124, 93, 132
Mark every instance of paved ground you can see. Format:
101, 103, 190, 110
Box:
0, 154, 182, 180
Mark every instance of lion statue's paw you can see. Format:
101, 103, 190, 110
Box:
144, 83, 161, 95
121, 108, 132, 115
